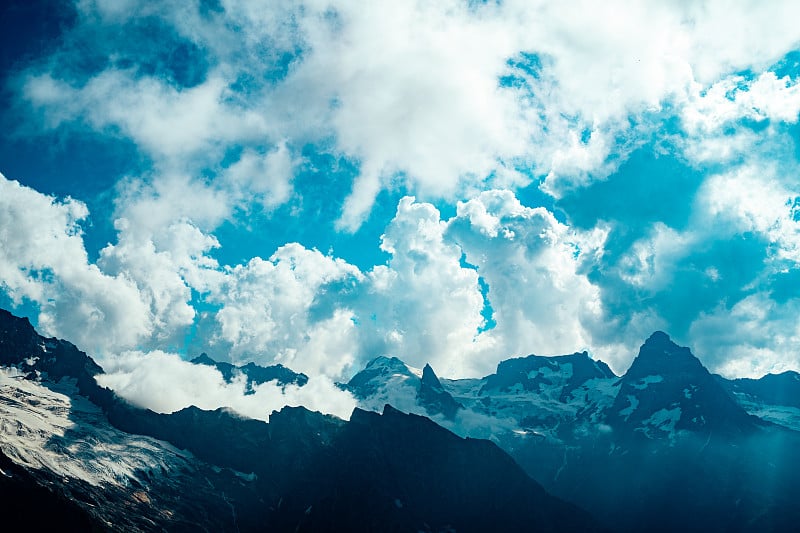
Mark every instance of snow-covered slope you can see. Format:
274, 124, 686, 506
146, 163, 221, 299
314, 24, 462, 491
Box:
345, 356, 463, 420
718, 371, 800, 432
442, 352, 619, 441
0, 367, 193, 487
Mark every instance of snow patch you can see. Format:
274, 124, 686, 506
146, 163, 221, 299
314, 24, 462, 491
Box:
638, 407, 682, 440
632, 375, 664, 389
618, 395, 640, 420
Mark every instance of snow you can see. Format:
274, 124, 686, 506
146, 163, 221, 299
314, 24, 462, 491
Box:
631, 375, 664, 389
0, 368, 194, 487
440, 372, 619, 440
618, 395, 640, 420
528, 362, 574, 381
406, 365, 423, 378
734, 394, 800, 432
640, 407, 682, 437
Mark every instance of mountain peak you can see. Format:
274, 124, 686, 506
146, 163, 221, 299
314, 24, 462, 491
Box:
421, 363, 440, 388
481, 351, 616, 401
645, 330, 671, 344
364, 356, 413, 374
418, 363, 462, 419
190, 353, 217, 366
627, 331, 703, 378
611, 333, 759, 438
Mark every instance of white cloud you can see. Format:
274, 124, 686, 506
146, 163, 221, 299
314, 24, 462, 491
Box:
22, 0, 800, 229
698, 165, 800, 264
355, 197, 490, 377
208, 243, 362, 377
447, 190, 606, 371
617, 223, 696, 291
0, 174, 151, 352
96, 349, 357, 420
690, 293, 800, 378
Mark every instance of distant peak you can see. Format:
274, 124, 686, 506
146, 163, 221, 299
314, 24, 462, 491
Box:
420, 363, 443, 389
645, 331, 672, 344
638, 331, 693, 360
624, 331, 706, 382
364, 356, 412, 374
191, 353, 217, 366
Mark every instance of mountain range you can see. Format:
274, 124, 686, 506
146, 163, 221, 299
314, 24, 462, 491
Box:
1, 306, 799, 531
0, 308, 598, 532
345, 331, 800, 532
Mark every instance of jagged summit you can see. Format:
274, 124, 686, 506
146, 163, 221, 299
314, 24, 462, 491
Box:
421, 363, 443, 390
610, 332, 759, 437
419, 363, 463, 419
0, 308, 102, 385
346, 357, 463, 419
190, 352, 217, 366
628, 331, 705, 377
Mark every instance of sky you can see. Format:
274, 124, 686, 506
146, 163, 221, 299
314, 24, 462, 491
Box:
2, 1, 800, 417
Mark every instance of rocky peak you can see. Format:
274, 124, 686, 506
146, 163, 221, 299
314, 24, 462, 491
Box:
625, 331, 706, 381
418, 363, 463, 420
481, 351, 616, 402
609, 332, 759, 438
0, 308, 102, 383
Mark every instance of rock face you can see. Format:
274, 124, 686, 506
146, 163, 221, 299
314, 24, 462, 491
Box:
0, 307, 599, 532
607, 331, 760, 438
190, 352, 308, 392
418, 363, 463, 419
721, 370, 800, 408
481, 351, 615, 401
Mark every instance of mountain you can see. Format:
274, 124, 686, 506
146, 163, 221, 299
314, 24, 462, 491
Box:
606, 331, 760, 439
349, 332, 800, 532
190, 352, 308, 392
345, 356, 463, 419
717, 371, 800, 432
480, 351, 615, 400
0, 308, 599, 532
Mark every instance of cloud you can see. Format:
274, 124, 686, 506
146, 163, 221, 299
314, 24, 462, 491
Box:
5, 0, 800, 393
208, 243, 362, 377
354, 197, 490, 376
20, 0, 800, 231
447, 190, 609, 371
0, 174, 151, 352
690, 293, 800, 378
96, 349, 357, 420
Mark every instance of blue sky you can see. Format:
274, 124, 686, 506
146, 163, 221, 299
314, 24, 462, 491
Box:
2, 0, 800, 386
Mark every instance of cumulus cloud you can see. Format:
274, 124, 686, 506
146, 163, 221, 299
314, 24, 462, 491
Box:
5, 0, 800, 399
353, 197, 489, 376
0, 174, 151, 352
447, 190, 610, 371
208, 243, 362, 376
